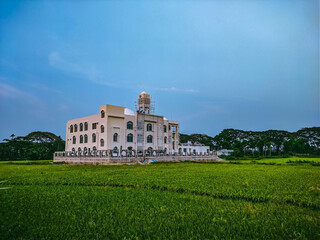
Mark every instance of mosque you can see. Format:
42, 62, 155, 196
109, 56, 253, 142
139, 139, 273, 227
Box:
65, 91, 209, 155
55, 91, 213, 163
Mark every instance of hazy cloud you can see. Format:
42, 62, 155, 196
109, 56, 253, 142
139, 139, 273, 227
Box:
0, 81, 40, 104
153, 87, 199, 94
49, 51, 117, 87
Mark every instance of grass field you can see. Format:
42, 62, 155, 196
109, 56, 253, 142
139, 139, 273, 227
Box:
1, 157, 319, 239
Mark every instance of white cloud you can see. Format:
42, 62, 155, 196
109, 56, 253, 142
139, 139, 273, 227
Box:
48, 51, 116, 87
49, 52, 200, 94
0, 81, 40, 104
153, 87, 199, 93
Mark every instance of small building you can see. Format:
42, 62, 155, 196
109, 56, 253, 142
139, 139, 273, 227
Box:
178, 141, 210, 155
217, 149, 234, 156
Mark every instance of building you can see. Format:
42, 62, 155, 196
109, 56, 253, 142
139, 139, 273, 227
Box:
217, 149, 234, 156
65, 91, 179, 155
178, 141, 210, 155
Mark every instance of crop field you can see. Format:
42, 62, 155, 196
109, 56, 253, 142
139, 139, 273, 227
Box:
1, 157, 319, 239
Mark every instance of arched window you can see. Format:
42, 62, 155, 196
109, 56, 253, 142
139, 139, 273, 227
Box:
84, 147, 87, 153
127, 121, 133, 130
80, 123, 83, 131
101, 125, 104, 133
84, 134, 88, 143
84, 122, 88, 131
100, 139, 104, 147
70, 125, 73, 133
113, 133, 118, 142
163, 125, 167, 133
113, 146, 118, 153
147, 135, 153, 143
74, 124, 78, 132
72, 148, 75, 152
101, 110, 105, 118
148, 147, 153, 151
80, 135, 83, 143
93, 146, 97, 151
127, 133, 133, 142
147, 123, 152, 131
78, 147, 81, 152
164, 136, 167, 144
73, 136, 76, 144
92, 133, 96, 143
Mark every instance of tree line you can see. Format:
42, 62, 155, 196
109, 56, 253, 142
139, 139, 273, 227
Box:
180, 127, 320, 157
0, 131, 65, 161
1, 127, 319, 160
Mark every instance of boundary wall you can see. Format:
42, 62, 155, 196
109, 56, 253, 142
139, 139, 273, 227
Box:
54, 150, 218, 165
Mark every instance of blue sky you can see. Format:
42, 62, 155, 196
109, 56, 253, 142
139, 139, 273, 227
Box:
0, 0, 319, 140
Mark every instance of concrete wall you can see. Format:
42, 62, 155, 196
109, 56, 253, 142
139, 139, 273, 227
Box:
54, 152, 218, 165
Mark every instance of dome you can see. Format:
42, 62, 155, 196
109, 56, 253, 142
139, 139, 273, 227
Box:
139, 91, 150, 97
124, 108, 135, 116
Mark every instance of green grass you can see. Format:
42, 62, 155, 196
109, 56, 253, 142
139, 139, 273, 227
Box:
1, 159, 319, 239
229, 156, 320, 164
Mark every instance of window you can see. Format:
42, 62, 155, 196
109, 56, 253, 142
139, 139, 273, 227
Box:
80, 135, 83, 144
92, 133, 96, 143
163, 125, 167, 133
74, 124, 78, 132
147, 135, 153, 143
127, 121, 133, 130
73, 136, 76, 144
84, 134, 88, 143
100, 139, 104, 147
147, 123, 152, 131
164, 136, 167, 144
101, 110, 105, 118
113, 146, 118, 153
70, 125, 73, 133
84, 122, 88, 131
92, 123, 97, 129
78, 147, 81, 152
72, 148, 75, 152
127, 133, 133, 142
101, 125, 104, 133
93, 146, 97, 151
84, 147, 87, 153
113, 133, 118, 142
80, 123, 83, 131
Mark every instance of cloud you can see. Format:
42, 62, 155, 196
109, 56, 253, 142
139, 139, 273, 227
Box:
49, 52, 200, 94
153, 87, 199, 93
48, 51, 117, 87
0, 81, 40, 104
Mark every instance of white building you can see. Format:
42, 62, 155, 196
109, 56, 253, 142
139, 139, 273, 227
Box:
65, 92, 179, 154
178, 141, 210, 155
217, 149, 234, 156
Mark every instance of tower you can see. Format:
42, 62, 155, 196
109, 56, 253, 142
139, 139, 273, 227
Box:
138, 91, 151, 114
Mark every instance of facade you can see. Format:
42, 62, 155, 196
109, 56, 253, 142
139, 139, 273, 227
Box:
65, 92, 179, 154
178, 141, 210, 155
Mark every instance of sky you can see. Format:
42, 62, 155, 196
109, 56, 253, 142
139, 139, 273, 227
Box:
0, 0, 319, 140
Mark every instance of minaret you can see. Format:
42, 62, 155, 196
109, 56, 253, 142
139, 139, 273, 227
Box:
138, 91, 151, 114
